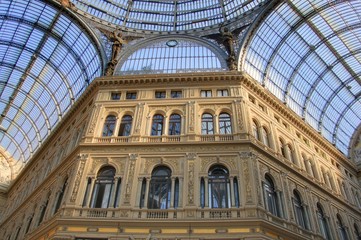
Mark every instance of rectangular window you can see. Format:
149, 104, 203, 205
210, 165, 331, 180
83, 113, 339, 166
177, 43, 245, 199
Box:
111, 92, 121, 100
155, 91, 166, 98
171, 90, 182, 98
126, 92, 137, 99
201, 90, 212, 97
217, 89, 228, 97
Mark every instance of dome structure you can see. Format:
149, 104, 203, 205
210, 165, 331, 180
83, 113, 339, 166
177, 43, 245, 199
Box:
70, 0, 267, 34
0, 0, 361, 179
240, 0, 361, 155
0, 0, 104, 177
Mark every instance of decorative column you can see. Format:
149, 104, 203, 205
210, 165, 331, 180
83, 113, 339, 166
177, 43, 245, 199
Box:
170, 177, 175, 208
85, 104, 102, 142
133, 103, 145, 141
204, 177, 209, 208
69, 154, 88, 205
230, 176, 235, 207
291, 139, 301, 167
187, 101, 196, 140
178, 177, 184, 207
135, 177, 144, 208
233, 99, 246, 134
123, 154, 138, 205
86, 177, 96, 207
144, 177, 151, 209
239, 151, 258, 206
185, 152, 197, 218
279, 171, 292, 220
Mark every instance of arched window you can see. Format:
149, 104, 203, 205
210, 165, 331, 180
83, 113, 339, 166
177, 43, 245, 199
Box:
262, 127, 270, 147
202, 113, 214, 134
90, 166, 116, 208
208, 165, 230, 208
102, 115, 117, 136
118, 115, 133, 136
219, 113, 232, 134
168, 114, 181, 135
293, 190, 308, 229
264, 174, 280, 217
337, 214, 348, 240
252, 120, 259, 140
151, 114, 164, 136
317, 203, 331, 240
53, 177, 68, 214
354, 223, 361, 240
148, 166, 172, 209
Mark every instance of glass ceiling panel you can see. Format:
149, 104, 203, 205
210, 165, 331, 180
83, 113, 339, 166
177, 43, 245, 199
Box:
0, 0, 103, 164
117, 38, 225, 75
242, 0, 361, 156
70, 0, 266, 33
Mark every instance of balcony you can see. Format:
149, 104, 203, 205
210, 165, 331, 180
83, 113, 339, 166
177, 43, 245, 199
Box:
91, 134, 239, 144
61, 207, 244, 220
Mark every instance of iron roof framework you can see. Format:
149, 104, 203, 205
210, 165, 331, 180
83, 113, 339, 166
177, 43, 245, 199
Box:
241, 0, 361, 155
0, 0, 103, 163
70, 0, 267, 34
0, 0, 361, 167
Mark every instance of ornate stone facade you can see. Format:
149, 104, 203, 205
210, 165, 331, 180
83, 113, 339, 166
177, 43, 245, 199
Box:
0, 72, 360, 240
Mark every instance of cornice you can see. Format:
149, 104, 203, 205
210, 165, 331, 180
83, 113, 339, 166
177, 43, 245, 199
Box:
94, 71, 244, 87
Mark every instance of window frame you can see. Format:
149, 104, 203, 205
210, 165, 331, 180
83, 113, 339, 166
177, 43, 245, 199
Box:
126, 91, 137, 99
155, 91, 166, 99
148, 166, 172, 209
218, 112, 232, 134
102, 115, 117, 137
111, 92, 121, 100
201, 90, 212, 97
151, 114, 164, 136
90, 166, 116, 208
208, 165, 230, 209
201, 113, 214, 135
217, 89, 229, 97
171, 90, 182, 98
118, 115, 133, 136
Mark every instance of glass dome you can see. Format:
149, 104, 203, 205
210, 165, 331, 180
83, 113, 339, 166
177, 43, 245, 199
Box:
70, 0, 267, 33
241, 0, 361, 155
0, 0, 103, 164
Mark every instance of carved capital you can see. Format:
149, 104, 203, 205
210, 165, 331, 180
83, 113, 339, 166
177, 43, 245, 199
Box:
129, 153, 139, 160
186, 152, 197, 160
78, 154, 88, 161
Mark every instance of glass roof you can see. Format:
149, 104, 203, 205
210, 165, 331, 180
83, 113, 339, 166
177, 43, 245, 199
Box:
0, 0, 103, 164
70, 0, 266, 33
242, 0, 361, 155
116, 37, 227, 75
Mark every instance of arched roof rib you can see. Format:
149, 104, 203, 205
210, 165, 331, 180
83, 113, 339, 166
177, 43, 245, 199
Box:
0, 0, 103, 164
241, 0, 361, 156
71, 0, 267, 34
0, 83, 51, 140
